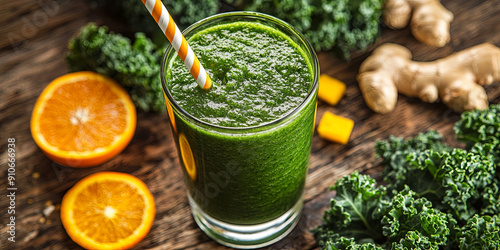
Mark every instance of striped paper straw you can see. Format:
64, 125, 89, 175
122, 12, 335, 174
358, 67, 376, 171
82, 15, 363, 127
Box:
142, 0, 212, 89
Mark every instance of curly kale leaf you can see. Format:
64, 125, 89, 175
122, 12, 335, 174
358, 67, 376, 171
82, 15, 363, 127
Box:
479, 178, 500, 216
457, 105, 500, 194
454, 214, 500, 249
311, 171, 389, 249
233, 0, 384, 59
382, 187, 451, 249
324, 238, 384, 250
102, 0, 219, 34
374, 130, 449, 191
66, 23, 166, 112
375, 129, 497, 222
312, 173, 454, 250
243, 0, 314, 32
454, 103, 500, 146
408, 148, 497, 222
454, 104, 500, 164
308, 0, 384, 59
99, 0, 383, 59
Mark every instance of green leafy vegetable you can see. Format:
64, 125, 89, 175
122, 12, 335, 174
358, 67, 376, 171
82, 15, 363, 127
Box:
313, 104, 500, 250
311, 171, 388, 249
102, 0, 384, 60
66, 23, 166, 112
374, 130, 449, 190
230, 0, 384, 59
454, 103, 500, 162
480, 178, 500, 216
96, 0, 219, 34
454, 214, 500, 249
382, 187, 450, 249
454, 104, 500, 216
454, 104, 500, 145
408, 148, 496, 221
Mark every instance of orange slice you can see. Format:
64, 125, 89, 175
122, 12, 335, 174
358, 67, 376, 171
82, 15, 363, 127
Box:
30, 71, 136, 167
60, 171, 156, 249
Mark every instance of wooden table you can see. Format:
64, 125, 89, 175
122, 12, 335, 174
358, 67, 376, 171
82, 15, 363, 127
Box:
1, 0, 499, 249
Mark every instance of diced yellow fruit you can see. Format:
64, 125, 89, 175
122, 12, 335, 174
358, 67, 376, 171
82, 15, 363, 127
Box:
317, 111, 354, 144
318, 74, 346, 106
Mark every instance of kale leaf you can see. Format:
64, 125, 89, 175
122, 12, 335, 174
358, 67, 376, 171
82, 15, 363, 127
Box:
313, 104, 500, 250
235, 0, 384, 59
454, 214, 500, 249
454, 104, 500, 146
480, 178, 500, 216
454, 104, 500, 216
312, 171, 388, 249
382, 187, 450, 249
99, 0, 219, 34
374, 130, 449, 191
376, 130, 497, 222
102, 0, 384, 60
408, 148, 496, 221
455, 104, 500, 164
66, 23, 166, 113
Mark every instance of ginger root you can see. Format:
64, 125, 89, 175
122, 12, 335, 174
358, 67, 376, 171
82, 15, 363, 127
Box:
383, 0, 454, 47
357, 43, 500, 114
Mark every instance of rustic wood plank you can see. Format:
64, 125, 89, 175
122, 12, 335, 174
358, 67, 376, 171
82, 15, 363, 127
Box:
1, 0, 499, 249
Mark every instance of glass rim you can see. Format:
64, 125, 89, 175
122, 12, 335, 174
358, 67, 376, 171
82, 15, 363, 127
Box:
160, 11, 320, 131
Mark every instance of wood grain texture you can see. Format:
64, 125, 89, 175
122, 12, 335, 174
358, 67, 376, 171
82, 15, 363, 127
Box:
1, 0, 499, 249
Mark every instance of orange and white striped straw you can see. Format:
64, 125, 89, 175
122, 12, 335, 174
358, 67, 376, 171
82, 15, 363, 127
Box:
142, 0, 212, 89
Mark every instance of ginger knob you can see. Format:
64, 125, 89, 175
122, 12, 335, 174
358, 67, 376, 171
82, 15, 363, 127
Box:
357, 43, 500, 113
383, 0, 454, 47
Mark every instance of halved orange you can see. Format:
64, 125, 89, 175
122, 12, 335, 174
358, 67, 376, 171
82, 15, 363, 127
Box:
30, 71, 136, 167
60, 171, 156, 249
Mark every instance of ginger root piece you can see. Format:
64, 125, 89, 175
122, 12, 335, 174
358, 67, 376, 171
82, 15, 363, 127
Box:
383, 0, 454, 47
357, 43, 500, 114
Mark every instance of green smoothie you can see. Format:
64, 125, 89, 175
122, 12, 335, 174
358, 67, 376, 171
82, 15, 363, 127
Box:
164, 18, 317, 225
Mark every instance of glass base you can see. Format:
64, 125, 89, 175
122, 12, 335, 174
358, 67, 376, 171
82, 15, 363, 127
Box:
188, 194, 303, 249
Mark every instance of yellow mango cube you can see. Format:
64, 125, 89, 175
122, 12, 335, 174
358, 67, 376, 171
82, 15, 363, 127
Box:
318, 74, 346, 106
317, 111, 354, 144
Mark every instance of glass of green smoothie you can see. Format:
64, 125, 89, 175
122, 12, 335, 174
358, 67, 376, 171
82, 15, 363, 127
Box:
161, 11, 319, 248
